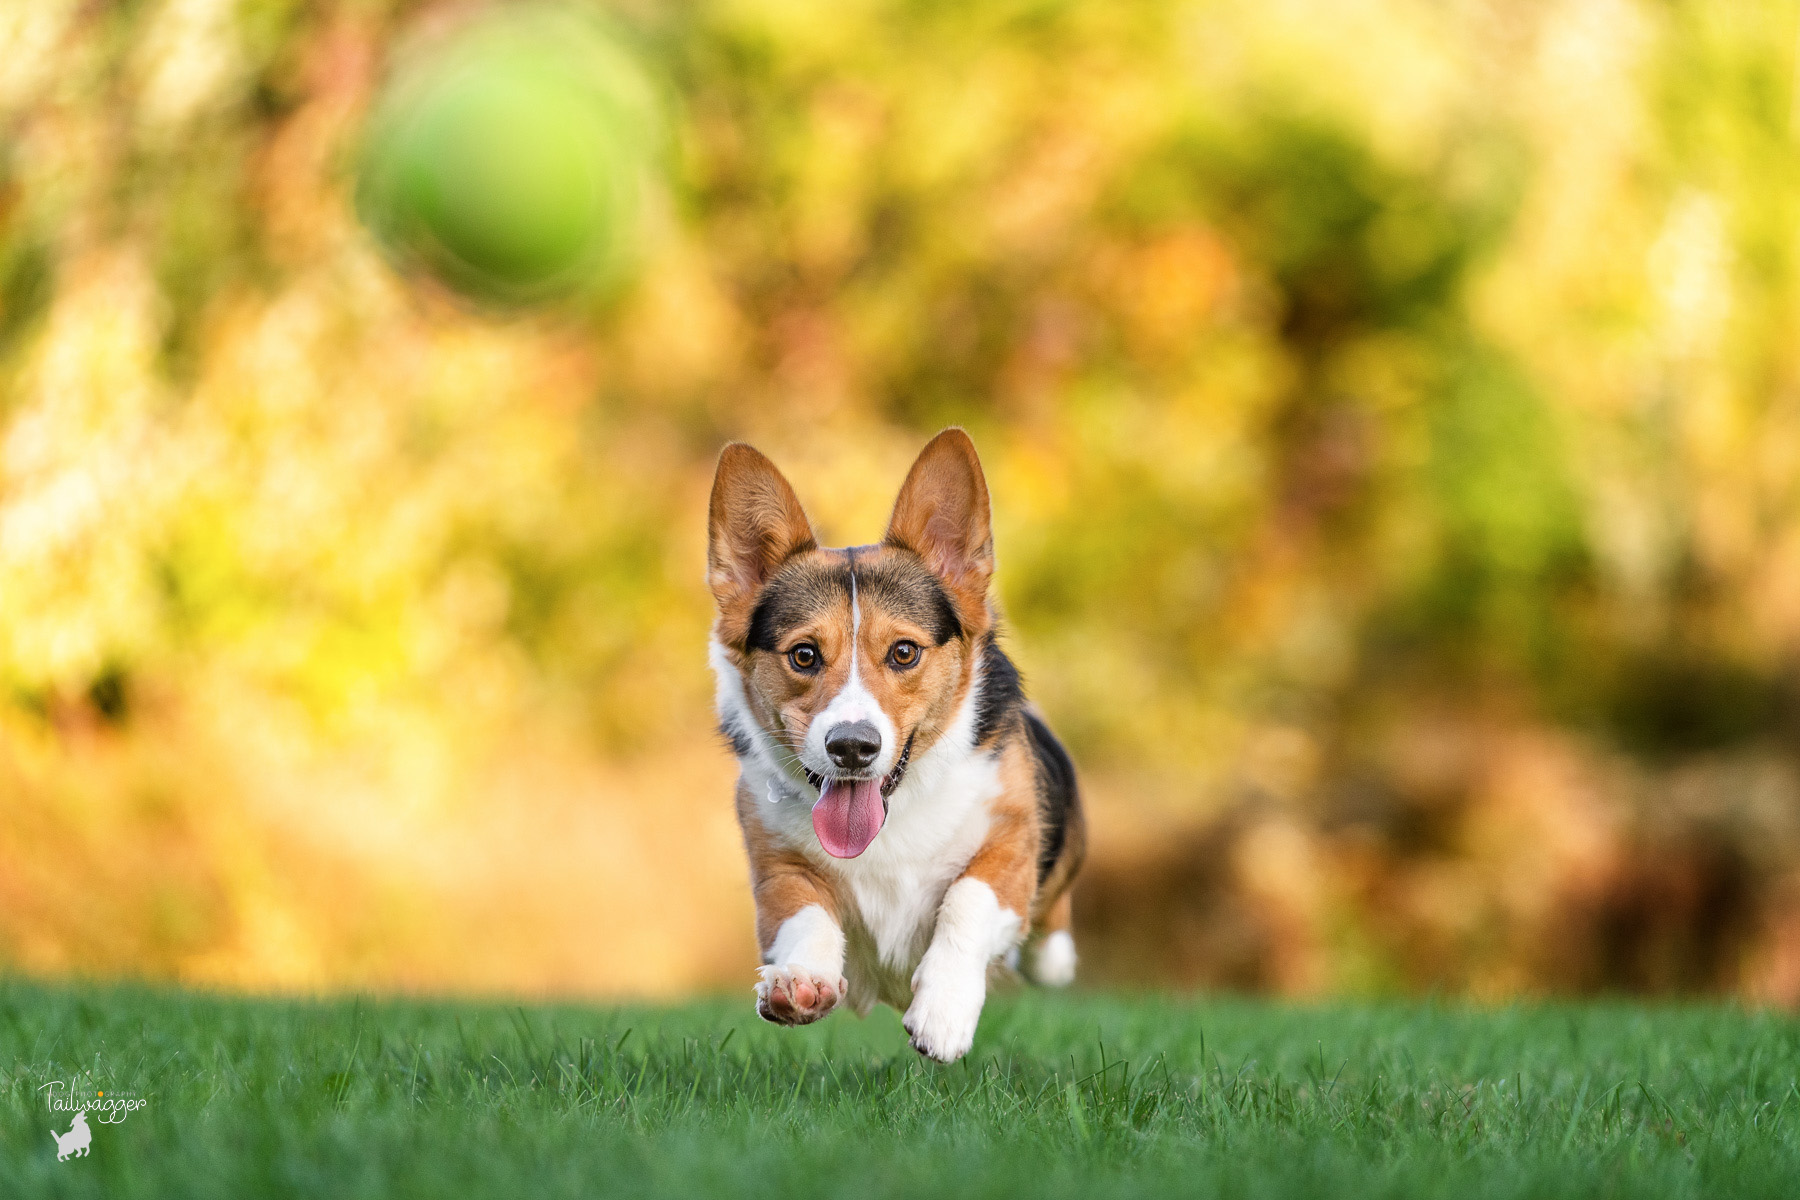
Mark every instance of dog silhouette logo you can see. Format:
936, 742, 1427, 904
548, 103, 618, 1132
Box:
52, 1110, 91, 1161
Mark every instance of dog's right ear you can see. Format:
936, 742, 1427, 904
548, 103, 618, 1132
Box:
884, 428, 993, 628
707, 443, 816, 629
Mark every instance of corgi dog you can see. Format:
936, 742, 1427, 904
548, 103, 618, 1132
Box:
707, 428, 1084, 1062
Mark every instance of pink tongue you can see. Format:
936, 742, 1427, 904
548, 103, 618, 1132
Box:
812, 778, 886, 859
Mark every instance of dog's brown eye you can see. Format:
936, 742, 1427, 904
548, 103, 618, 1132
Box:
887, 641, 920, 669
787, 644, 820, 672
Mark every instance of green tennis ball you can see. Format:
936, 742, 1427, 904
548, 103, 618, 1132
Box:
359, 9, 658, 303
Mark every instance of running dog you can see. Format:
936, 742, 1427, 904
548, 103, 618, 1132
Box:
707, 428, 1084, 1062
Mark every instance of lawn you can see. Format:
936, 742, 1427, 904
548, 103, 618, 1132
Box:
1, 979, 1796, 1199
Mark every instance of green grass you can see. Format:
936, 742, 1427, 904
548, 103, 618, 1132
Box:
1, 979, 1797, 1198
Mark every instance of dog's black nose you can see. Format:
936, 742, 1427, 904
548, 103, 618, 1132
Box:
825, 721, 881, 772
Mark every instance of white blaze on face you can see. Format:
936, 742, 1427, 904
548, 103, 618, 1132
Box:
807, 567, 899, 778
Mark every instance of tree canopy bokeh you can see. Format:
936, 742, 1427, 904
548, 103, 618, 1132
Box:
5, 0, 1800, 1001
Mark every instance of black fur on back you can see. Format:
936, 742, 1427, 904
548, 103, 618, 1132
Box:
971, 630, 1024, 746
1023, 710, 1077, 885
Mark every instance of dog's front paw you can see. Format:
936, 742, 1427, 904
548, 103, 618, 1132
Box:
755, 965, 846, 1026
902, 970, 985, 1062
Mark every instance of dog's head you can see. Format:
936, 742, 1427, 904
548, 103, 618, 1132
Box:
707, 429, 996, 859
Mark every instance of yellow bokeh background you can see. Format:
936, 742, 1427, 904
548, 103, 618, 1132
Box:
7, 0, 1800, 1002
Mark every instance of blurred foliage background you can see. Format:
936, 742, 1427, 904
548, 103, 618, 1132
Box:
6, 0, 1800, 1002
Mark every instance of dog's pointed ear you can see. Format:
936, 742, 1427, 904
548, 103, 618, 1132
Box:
884, 428, 993, 622
707, 443, 816, 619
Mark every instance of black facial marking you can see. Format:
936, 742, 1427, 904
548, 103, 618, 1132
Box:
1024, 709, 1078, 886
718, 716, 755, 759
744, 548, 963, 653
745, 558, 852, 652
855, 553, 963, 645
971, 630, 1024, 746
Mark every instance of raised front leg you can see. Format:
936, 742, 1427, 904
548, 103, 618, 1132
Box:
747, 833, 846, 1027
756, 901, 846, 1025
903, 823, 1033, 1062
739, 783, 848, 1026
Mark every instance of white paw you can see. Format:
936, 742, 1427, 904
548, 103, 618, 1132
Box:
755, 965, 846, 1026
1025, 930, 1077, 987
902, 968, 986, 1062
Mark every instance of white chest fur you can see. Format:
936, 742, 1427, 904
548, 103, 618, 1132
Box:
711, 639, 999, 1003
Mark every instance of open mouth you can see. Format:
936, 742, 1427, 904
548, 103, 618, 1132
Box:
806, 732, 915, 859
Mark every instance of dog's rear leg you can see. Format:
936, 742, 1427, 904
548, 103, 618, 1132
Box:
1022, 890, 1077, 987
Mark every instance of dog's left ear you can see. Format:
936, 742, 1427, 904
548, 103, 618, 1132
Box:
884, 428, 993, 625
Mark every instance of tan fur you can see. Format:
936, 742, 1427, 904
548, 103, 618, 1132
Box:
735, 574, 852, 759
956, 730, 1042, 920
1027, 722, 1086, 928
885, 431, 995, 635
957, 718, 1085, 934
735, 781, 840, 954
707, 444, 816, 648
1033, 817, 1085, 928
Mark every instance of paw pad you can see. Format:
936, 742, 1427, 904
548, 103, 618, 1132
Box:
755, 966, 847, 1026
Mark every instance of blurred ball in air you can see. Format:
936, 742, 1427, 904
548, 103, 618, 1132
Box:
357, 6, 661, 305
